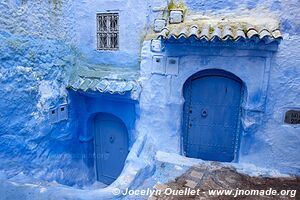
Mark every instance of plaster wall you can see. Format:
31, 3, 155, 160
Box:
181, 0, 300, 175
0, 0, 157, 187
68, 91, 138, 147
0, 0, 299, 193
72, 0, 158, 67
137, 0, 300, 174
139, 41, 273, 160
138, 38, 300, 174
0, 0, 86, 186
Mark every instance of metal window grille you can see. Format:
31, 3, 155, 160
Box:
97, 13, 119, 50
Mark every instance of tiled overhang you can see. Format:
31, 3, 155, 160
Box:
152, 16, 283, 44
67, 66, 141, 100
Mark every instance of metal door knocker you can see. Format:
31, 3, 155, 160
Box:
109, 136, 115, 143
201, 109, 208, 117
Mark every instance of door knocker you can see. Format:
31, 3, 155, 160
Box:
201, 109, 208, 117
109, 136, 115, 143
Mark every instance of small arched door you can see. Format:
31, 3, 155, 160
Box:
183, 70, 243, 162
93, 113, 129, 185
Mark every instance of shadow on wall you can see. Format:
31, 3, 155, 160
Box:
67, 90, 138, 186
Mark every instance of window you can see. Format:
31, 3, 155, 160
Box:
96, 13, 119, 50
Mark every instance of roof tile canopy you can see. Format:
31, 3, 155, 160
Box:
67, 65, 141, 100
154, 15, 282, 44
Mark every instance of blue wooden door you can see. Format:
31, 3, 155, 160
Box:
184, 72, 242, 162
94, 113, 129, 185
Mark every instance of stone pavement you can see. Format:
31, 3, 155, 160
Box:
148, 163, 299, 200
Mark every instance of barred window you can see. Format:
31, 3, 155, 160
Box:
96, 13, 119, 50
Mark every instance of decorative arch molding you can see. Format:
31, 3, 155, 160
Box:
139, 40, 274, 154
166, 54, 271, 135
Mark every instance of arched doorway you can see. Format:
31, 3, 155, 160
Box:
93, 113, 129, 184
183, 69, 243, 162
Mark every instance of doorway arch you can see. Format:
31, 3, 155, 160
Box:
182, 69, 243, 162
93, 113, 129, 184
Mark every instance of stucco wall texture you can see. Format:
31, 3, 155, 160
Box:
182, 0, 300, 174
0, 0, 299, 192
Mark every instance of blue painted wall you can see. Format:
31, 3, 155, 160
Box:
0, 0, 88, 186
0, 0, 299, 191
140, 0, 300, 175
71, 0, 150, 67
183, 0, 300, 174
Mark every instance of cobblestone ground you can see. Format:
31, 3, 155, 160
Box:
149, 163, 299, 200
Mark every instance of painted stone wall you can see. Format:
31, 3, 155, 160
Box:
0, 0, 93, 186
0, 0, 160, 186
138, 0, 300, 175
72, 0, 151, 67
184, 0, 300, 174
0, 0, 299, 191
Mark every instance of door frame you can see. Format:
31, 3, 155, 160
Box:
92, 112, 129, 184
182, 69, 244, 162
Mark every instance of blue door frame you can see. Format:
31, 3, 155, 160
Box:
183, 69, 243, 162
93, 113, 129, 185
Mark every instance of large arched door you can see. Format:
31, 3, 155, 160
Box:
93, 113, 129, 185
183, 70, 243, 162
